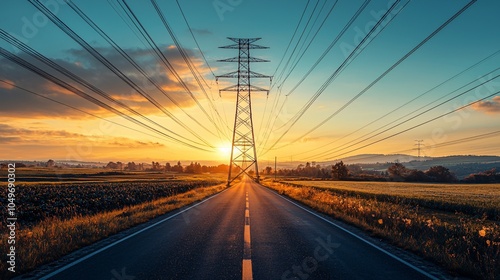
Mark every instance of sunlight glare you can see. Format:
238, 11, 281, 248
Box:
217, 145, 232, 158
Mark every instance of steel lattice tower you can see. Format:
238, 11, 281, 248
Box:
216, 37, 270, 186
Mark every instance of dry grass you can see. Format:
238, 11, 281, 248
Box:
0, 183, 226, 279
285, 181, 500, 221
289, 180, 500, 209
262, 180, 500, 279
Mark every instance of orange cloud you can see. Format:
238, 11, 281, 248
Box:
0, 45, 213, 119
0, 79, 15, 89
43, 83, 75, 96
472, 96, 500, 114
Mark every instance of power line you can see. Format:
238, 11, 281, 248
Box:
149, 0, 231, 139
314, 130, 500, 164
0, 47, 212, 152
0, 78, 187, 145
271, 0, 311, 82
285, 0, 476, 148
113, 0, 223, 144
272, 0, 322, 89
312, 72, 499, 160
175, 0, 216, 78
257, 0, 371, 155
284, 0, 372, 98
292, 48, 500, 160
0, 29, 189, 144
27, 0, 214, 148
65, 0, 222, 140
275, 0, 339, 90
323, 86, 500, 160
261, 0, 405, 156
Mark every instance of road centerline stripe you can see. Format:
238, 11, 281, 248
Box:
242, 190, 253, 280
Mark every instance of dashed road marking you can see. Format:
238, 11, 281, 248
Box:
242, 191, 253, 280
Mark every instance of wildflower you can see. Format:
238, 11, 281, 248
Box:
478, 229, 486, 237
378, 219, 383, 225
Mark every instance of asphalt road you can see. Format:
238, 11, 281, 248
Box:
40, 177, 439, 280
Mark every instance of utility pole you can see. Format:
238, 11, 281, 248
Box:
414, 140, 424, 159
216, 37, 271, 186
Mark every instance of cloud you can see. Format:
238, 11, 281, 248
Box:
471, 96, 500, 114
0, 123, 93, 144
0, 45, 211, 119
0, 79, 15, 89
0, 123, 164, 148
190, 28, 212, 36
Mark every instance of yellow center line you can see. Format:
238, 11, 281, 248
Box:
242, 191, 253, 280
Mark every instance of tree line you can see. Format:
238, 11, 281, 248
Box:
263, 161, 500, 183
105, 161, 231, 174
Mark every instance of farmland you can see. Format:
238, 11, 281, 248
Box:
0, 168, 227, 278
261, 179, 500, 279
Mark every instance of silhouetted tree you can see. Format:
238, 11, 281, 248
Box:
171, 161, 183, 173
425, 166, 456, 182
265, 166, 272, 175
405, 169, 429, 182
387, 163, 408, 180
332, 161, 349, 180
47, 159, 55, 168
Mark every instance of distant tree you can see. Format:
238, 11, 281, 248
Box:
194, 162, 202, 173
106, 162, 118, 169
425, 165, 456, 182
171, 161, 183, 173
332, 161, 349, 180
126, 162, 136, 171
185, 162, 202, 173
464, 168, 499, 183
265, 166, 272, 175
347, 164, 363, 175
165, 162, 171, 172
405, 169, 429, 182
47, 159, 55, 168
185, 162, 194, 173
387, 163, 408, 180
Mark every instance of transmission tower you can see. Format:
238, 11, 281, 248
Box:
414, 139, 424, 158
216, 37, 271, 186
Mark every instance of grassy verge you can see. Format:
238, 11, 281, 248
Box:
0, 183, 226, 279
261, 180, 499, 279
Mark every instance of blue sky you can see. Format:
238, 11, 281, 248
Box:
1, 0, 499, 163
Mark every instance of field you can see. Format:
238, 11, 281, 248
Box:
284, 180, 500, 221
261, 179, 500, 279
0, 167, 227, 278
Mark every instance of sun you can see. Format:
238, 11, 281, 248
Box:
217, 145, 232, 158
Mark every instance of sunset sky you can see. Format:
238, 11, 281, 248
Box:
1, 0, 499, 165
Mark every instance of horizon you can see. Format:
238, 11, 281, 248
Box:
3, 153, 500, 167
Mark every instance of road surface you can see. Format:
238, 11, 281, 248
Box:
38, 177, 440, 280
